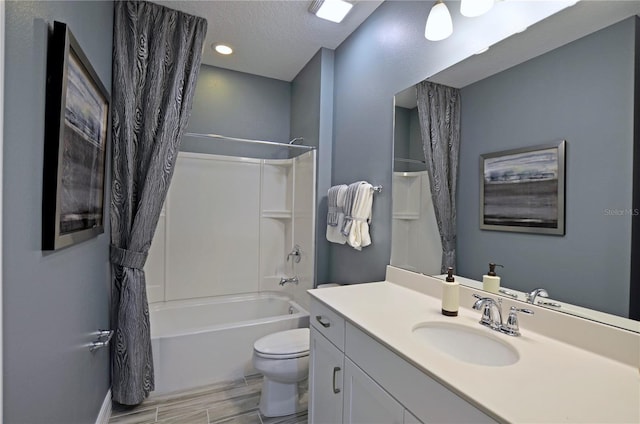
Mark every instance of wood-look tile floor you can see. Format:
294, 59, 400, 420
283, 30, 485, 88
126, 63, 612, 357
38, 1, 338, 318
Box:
109, 375, 308, 424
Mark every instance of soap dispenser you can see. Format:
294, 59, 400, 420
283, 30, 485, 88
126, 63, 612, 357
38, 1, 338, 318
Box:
442, 267, 459, 317
482, 263, 503, 294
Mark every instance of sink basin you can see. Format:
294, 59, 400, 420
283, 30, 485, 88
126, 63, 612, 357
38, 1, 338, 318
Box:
412, 322, 519, 366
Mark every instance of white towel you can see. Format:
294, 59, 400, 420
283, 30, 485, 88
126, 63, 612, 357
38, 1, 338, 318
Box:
326, 185, 348, 244
346, 183, 374, 250
340, 181, 365, 237
327, 184, 347, 226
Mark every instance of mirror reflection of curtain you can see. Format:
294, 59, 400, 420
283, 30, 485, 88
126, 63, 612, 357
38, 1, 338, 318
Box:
110, 1, 207, 405
416, 81, 461, 273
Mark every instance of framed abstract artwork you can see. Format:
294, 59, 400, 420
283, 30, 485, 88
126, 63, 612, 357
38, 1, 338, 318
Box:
42, 21, 110, 250
480, 140, 565, 235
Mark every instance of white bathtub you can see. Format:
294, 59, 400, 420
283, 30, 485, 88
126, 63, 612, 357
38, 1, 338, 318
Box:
149, 292, 309, 394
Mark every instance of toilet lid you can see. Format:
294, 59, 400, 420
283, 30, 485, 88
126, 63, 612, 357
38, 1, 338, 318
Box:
254, 328, 309, 357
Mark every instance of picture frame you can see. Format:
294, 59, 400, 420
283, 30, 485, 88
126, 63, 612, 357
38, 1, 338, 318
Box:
480, 140, 565, 235
42, 21, 110, 250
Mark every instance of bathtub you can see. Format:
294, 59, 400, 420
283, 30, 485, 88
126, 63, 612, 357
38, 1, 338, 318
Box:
149, 292, 309, 394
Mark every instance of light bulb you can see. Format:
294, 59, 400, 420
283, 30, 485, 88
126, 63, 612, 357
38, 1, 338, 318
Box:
460, 0, 494, 18
214, 44, 233, 55
425, 1, 453, 41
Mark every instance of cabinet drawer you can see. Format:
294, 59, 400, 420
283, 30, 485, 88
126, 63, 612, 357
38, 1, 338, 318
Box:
310, 298, 345, 350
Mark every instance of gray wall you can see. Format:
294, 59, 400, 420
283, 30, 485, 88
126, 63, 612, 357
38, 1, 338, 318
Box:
394, 107, 410, 164
457, 18, 636, 316
329, 1, 490, 283
394, 107, 425, 173
185, 64, 291, 145
291, 48, 335, 285
4, 1, 113, 422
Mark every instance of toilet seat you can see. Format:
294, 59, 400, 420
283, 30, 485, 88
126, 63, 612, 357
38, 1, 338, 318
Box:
254, 328, 309, 359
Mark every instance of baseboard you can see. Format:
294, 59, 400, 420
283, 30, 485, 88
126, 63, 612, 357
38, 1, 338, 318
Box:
95, 389, 111, 424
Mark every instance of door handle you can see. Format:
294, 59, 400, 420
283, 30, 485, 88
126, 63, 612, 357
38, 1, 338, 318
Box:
332, 366, 341, 394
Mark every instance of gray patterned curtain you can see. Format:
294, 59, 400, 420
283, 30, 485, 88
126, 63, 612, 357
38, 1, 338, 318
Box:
110, 1, 207, 405
416, 81, 461, 273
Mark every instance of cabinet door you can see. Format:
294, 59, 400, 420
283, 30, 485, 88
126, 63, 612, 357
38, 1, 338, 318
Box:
342, 358, 404, 424
309, 327, 345, 424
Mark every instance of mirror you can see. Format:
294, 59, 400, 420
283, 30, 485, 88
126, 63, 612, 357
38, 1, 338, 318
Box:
392, 86, 442, 275
391, 1, 640, 333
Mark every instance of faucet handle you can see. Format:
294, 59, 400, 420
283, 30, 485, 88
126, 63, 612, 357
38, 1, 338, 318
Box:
502, 306, 534, 336
287, 245, 302, 263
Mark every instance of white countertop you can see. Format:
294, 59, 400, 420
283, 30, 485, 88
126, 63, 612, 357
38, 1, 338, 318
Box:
309, 280, 640, 423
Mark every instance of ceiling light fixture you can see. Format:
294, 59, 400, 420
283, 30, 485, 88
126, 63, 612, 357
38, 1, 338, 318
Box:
425, 1, 453, 41
214, 44, 233, 55
460, 0, 494, 18
309, 0, 353, 24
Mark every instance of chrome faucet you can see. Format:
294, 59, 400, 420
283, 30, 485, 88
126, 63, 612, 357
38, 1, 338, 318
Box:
526, 288, 549, 304
472, 295, 503, 330
279, 276, 299, 286
472, 294, 534, 337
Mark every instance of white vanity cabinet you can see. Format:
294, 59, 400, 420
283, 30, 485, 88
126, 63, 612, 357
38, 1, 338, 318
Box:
309, 298, 427, 424
309, 326, 345, 424
309, 297, 495, 424
309, 298, 346, 424
342, 357, 404, 424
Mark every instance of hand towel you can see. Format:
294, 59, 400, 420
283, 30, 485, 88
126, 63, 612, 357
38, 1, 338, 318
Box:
327, 184, 347, 226
326, 185, 348, 244
341, 181, 365, 237
347, 182, 374, 250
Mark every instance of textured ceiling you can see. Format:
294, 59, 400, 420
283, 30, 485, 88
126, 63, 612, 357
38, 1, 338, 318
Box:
157, 0, 384, 82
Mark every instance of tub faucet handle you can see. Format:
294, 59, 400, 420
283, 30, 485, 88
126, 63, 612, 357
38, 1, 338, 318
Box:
287, 245, 302, 263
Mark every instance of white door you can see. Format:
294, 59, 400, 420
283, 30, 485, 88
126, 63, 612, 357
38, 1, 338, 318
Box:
342, 357, 404, 424
309, 326, 344, 424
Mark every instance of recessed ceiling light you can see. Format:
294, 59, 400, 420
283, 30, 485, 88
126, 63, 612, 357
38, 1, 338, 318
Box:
213, 44, 233, 55
309, 0, 353, 24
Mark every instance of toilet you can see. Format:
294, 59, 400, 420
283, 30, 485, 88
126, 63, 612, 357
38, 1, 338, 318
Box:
252, 327, 310, 417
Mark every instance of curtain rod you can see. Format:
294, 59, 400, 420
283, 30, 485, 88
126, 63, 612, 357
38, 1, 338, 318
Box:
183, 132, 315, 151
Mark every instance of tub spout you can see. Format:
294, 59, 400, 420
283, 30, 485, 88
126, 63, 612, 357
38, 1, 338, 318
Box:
279, 276, 299, 286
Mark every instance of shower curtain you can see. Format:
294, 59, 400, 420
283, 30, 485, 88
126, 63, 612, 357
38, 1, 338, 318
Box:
110, 1, 207, 405
416, 81, 461, 273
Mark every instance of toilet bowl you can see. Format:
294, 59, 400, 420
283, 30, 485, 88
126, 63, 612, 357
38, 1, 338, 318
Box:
252, 327, 310, 417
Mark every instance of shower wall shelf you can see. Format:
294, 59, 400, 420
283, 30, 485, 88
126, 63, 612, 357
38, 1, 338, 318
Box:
392, 171, 422, 219
262, 210, 292, 219
393, 212, 420, 220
